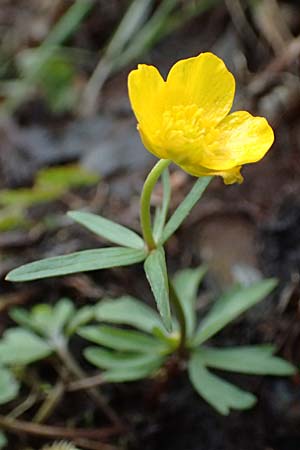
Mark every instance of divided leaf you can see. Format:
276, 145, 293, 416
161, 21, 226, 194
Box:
66, 306, 95, 335
144, 247, 172, 331
68, 211, 144, 249
84, 347, 165, 371
0, 368, 19, 405
6, 247, 147, 282
102, 360, 162, 383
11, 298, 75, 338
173, 266, 207, 338
197, 346, 296, 376
188, 351, 256, 415
0, 328, 52, 365
78, 325, 167, 353
95, 296, 163, 333
193, 279, 277, 346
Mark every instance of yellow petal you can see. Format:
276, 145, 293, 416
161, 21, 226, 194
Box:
200, 111, 274, 170
178, 162, 243, 184
138, 124, 168, 159
128, 64, 165, 131
166, 52, 235, 126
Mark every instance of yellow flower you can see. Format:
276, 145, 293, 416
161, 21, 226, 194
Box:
128, 52, 274, 184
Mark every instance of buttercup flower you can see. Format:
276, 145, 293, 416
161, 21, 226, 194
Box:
128, 52, 274, 184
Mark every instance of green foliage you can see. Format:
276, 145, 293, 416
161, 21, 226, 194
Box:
0, 432, 7, 450
195, 346, 295, 376
68, 211, 144, 249
0, 368, 19, 404
173, 266, 207, 338
95, 296, 163, 333
0, 328, 52, 365
79, 269, 295, 413
6, 247, 147, 282
0, 297, 95, 419
144, 247, 172, 331
79, 326, 168, 354
193, 279, 278, 346
10, 298, 92, 342
188, 352, 257, 415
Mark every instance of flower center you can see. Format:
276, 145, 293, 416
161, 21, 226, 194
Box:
155, 104, 217, 164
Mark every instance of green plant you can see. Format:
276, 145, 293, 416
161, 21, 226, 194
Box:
79, 269, 294, 414
6, 53, 296, 416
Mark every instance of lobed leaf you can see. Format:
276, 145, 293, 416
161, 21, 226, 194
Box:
0, 328, 52, 365
78, 325, 167, 353
66, 306, 95, 335
193, 279, 277, 346
173, 266, 207, 338
6, 247, 147, 282
188, 351, 256, 415
102, 358, 162, 383
0, 368, 19, 405
68, 211, 144, 249
84, 346, 165, 371
95, 295, 163, 333
197, 346, 296, 376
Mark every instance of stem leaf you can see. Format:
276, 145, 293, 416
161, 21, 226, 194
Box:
6, 247, 147, 282
144, 247, 172, 331
68, 211, 144, 249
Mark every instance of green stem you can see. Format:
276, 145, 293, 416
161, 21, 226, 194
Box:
169, 281, 187, 354
140, 159, 171, 250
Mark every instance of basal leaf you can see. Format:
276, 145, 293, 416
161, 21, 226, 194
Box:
78, 325, 167, 353
52, 298, 75, 334
188, 351, 256, 415
6, 247, 147, 282
173, 266, 207, 338
95, 295, 163, 333
197, 346, 296, 376
0, 328, 52, 365
66, 306, 95, 335
144, 247, 172, 331
193, 279, 277, 346
84, 347, 165, 371
68, 211, 144, 249
102, 358, 162, 383
0, 368, 19, 405
161, 176, 211, 243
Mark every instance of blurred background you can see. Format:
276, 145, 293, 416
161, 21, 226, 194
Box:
1, 1, 300, 449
